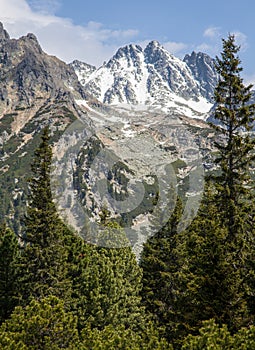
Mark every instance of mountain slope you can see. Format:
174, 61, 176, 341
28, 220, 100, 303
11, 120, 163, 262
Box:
0, 23, 217, 248
0, 22, 92, 233
183, 51, 218, 102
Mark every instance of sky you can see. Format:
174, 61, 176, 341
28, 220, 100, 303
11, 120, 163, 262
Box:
0, 0, 255, 83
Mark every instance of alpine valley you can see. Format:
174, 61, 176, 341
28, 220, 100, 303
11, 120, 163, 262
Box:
0, 22, 244, 252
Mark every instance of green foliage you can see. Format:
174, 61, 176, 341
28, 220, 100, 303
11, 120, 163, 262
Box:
140, 197, 184, 343
0, 296, 79, 350
212, 34, 255, 238
0, 224, 20, 324
182, 319, 255, 350
18, 127, 71, 303
181, 319, 233, 350
175, 183, 249, 341
80, 323, 171, 350
70, 224, 146, 332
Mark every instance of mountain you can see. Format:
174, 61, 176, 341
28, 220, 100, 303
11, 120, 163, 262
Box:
0, 22, 93, 233
71, 60, 97, 86
71, 41, 217, 119
0, 23, 217, 253
183, 51, 218, 102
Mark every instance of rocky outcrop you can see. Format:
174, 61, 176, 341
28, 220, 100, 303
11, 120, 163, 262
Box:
183, 51, 218, 101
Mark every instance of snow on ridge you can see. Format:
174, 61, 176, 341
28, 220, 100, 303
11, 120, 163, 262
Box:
73, 40, 215, 119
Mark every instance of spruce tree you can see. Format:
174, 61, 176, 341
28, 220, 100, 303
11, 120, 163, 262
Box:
211, 34, 255, 317
18, 127, 71, 303
212, 34, 255, 240
174, 184, 249, 340
140, 197, 183, 342
169, 36, 255, 343
0, 224, 20, 324
140, 35, 255, 347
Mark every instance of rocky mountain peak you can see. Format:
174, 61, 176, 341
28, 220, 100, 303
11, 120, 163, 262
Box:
18, 32, 43, 55
0, 24, 87, 116
106, 43, 143, 71
113, 43, 143, 59
183, 51, 218, 101
70, 60, 96, 86
0, 22, 10, 41
144, 40, 168, 64
74, 40, 213, 117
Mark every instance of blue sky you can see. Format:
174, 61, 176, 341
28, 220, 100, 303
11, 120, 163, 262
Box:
0, 0, 255, 82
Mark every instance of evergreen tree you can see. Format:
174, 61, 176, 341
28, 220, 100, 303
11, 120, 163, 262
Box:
140, 197, 183, 342
0, 224, 20, 324
168, 35, 255, 344
0, 296, 79, 350
211, 34, 255, 318
182, 319, 255, 350
140, 35, 255, 347
71, 222, 146, 332
174, 183, 249, 342
212, 34, 255, 240
80, 322, 171, 350
18, 127, 71, 303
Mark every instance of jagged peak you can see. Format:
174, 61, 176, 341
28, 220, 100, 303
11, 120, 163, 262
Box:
18, 32, 43, 55
144, 40, 174, 65
0, 22, 10, 41
26, 33, 38, 42
71, 59, 96, 70
184, 51, 215, 62
20, 32, 40, 44
145, 40, 162, 50
113, 43, 143, 59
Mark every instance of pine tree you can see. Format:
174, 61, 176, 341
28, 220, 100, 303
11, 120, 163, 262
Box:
0, 224, 20, 324
0, 296, 79, 350
165, 35, 255, 345
71, 222, 146, 332
140, 35, 255, 347
18, 127, 71, 303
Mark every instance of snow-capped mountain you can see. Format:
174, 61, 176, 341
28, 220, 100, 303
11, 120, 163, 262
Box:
71, 41, 217, 119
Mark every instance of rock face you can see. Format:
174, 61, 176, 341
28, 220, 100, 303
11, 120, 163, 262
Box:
0, 25, 86, 114
0, 23, 92, 235
183, 51, 218, 101
71, 41, 217, 119
70, 60, 97, 86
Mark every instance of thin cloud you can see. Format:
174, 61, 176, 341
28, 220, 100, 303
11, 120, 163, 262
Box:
163, 41, 188, 56
27, 0, 61, 15
203, 26, 221, 39
232, 31, 248, 52
0, 0, 139, 66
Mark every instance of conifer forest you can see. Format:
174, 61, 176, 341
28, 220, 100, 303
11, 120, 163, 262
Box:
1, 35, 255, 349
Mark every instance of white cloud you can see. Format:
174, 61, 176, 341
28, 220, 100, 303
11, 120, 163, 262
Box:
163, 41, 188, 56
0, 0, 139, 66
203, 26, 221, 39
232, 31, 248, 52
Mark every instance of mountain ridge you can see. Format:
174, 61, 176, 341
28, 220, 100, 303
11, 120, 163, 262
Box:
70, 40, 217, 119
0, 22, 217, 244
